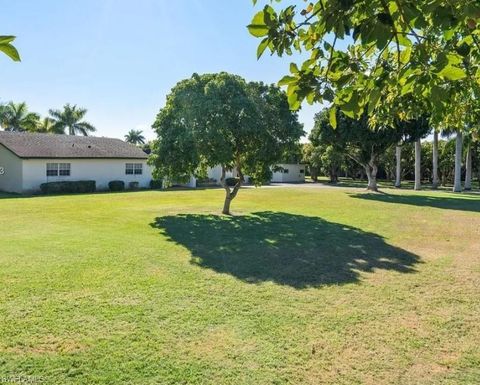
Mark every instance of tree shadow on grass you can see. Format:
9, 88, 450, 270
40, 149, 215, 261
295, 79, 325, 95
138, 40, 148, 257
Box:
349, 192, 480, 213
150, 212, 420, 289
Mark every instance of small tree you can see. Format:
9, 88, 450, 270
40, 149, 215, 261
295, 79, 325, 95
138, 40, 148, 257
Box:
150, 73, 303, 214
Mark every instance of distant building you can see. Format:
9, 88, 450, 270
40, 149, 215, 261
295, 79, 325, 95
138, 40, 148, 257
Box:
271, 163, 305, 183
0, 132, 153, 193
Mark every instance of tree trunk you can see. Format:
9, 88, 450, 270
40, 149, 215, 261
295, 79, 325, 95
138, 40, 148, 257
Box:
365, 161, 378, 192
453, 131, 463, 193
414, 138, 421, 190
432, 131, 439, 189
220, 165, 243, 215
222, 196, 232, 215
395, 145, 402, 188
465, 143, 472, 191
310, 167, 318, 182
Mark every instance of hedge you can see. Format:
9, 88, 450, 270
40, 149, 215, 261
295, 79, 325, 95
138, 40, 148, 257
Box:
108, 180, 125, 191
40, 180, 96, 194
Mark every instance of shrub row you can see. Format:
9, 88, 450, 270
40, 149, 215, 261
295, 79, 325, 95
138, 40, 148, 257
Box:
40, 180, 96, 194
40, 179, 163, 194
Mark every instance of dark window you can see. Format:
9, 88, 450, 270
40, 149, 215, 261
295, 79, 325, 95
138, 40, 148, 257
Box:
283, 169, 289, 174
300, 169, 305, 174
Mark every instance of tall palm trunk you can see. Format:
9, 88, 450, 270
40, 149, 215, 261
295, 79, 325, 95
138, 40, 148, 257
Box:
465, 143, 472, 191
414, 138, 421, 190
453, 131, 463, 193
432, 131, 439, 189
395, 145, 402, 188
365, 155, 378, 192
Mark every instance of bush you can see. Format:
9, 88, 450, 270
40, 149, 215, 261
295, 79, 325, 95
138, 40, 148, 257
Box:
225, 177, 239, 187
149, 179, 163, 189
108, 180, 125, 191
40, 180, 96, 194
129, 181, 139, 190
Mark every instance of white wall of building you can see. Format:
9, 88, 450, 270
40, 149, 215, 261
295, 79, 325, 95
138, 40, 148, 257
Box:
21, 158, 153, 193
0, 145, 23, 193
271, 164, 306, 183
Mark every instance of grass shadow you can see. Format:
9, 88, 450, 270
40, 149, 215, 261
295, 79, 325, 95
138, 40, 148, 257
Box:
350, 192, 480, 213
151, 212, 420, 289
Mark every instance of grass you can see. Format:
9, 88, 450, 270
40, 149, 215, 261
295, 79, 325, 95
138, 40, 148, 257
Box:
1, 187, 479, 384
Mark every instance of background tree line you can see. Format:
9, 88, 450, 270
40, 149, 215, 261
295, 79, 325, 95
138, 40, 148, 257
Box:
303, 109, 479, 190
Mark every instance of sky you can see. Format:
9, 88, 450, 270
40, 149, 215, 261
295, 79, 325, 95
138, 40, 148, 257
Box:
1, 0, 322, 142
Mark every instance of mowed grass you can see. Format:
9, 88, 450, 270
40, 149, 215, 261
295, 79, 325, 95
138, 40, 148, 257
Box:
0, 187, 479, 385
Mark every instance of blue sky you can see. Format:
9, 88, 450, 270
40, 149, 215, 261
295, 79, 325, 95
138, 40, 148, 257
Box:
1, 0, 321, 141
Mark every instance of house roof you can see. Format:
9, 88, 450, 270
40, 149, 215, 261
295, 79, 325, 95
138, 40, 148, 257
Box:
0, 132, 148, 159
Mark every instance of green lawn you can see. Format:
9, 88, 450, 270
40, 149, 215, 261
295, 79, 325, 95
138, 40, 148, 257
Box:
1, 187, 479, 384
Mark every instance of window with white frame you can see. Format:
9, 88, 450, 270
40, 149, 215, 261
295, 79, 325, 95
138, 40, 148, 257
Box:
46, 163, 71, 177
126, 163, 143, 175
134, 163, 143, 175
59, 163, 71, 176
46, 163, 58, 176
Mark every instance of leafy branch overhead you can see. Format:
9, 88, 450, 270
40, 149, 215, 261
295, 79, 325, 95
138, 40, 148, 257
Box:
248, 0, 480, 130
0, 36, 20, 61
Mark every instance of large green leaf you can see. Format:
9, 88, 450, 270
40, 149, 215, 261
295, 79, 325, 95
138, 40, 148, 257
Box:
438, 66, 466, 81
247, 11, 269, 37
0, 36, 20, 61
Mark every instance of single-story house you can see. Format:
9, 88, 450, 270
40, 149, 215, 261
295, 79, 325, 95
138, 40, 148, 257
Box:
271, 163, 306, 183
0, 132, 153, 193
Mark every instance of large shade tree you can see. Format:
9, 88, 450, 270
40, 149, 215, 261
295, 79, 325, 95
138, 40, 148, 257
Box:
49, 104, 96, 136
249, 1, 480, 194
249, 1, 480, 125
0, 102, 39, 132
150, 72, 303, 214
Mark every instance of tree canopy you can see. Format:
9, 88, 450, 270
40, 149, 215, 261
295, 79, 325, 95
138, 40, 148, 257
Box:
125, 129, 146, 145
248, 1, 480, 131
150, 72, 303, 214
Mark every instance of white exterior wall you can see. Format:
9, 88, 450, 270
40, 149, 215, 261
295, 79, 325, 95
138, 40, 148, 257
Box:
21, 158, 153, 193
271, 164, 306, 183
0, 145, 23, 193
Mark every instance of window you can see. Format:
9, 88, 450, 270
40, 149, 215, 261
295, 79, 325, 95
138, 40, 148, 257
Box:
126, 163, 143, 175
283, 169, 289, 174
134, 163, 143, 175
59, 163, 71, 176
46, 163, 58, 176
47, 163, 71, 177
300, 169, 305, 174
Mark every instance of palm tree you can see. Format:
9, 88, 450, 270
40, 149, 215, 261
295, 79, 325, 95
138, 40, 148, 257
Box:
35, 117, 63, 134
49, 104, 96, 136
432, 130, 440, 189
453, 130, 463, 192
0, 102, 39, 132
124, 129, 146, 145
394, 144, 402, 188
414, 138, 422, 190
